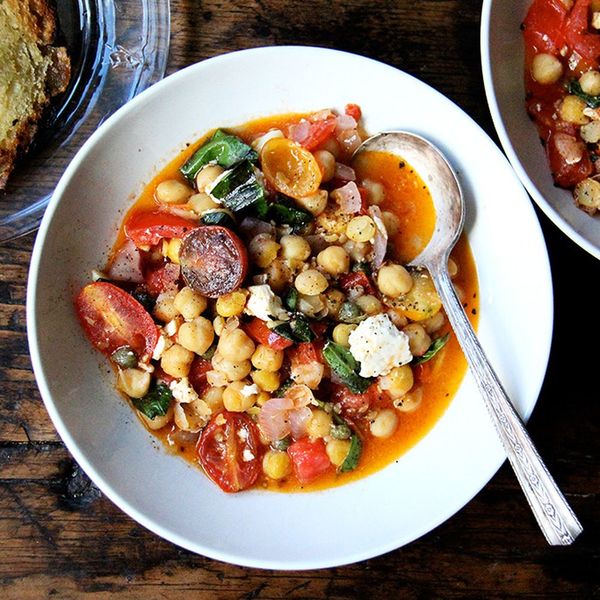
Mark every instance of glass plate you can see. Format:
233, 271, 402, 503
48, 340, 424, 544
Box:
0, 0, 170, 242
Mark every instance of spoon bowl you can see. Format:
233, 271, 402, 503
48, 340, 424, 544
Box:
354, 131, 583, 546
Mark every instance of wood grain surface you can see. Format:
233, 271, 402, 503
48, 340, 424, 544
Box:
1, 0, 598, 598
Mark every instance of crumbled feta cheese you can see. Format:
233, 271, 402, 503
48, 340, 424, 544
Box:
152, 334, 167, 361
348, 314, 412, 378
164, 318, 180, 337
242, 448, 255, 462
241, 383, 260, 397
169, 377, 200, 404
244, 284, 289, 322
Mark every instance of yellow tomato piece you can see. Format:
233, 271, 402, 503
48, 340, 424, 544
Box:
260, 137, 322, 199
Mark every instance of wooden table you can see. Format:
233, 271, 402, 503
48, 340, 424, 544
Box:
1, 0, 598, 597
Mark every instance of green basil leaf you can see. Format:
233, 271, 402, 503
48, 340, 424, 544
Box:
284, 287, 299, 312
340, 434, 362, 472
210, 160, 267, 216
132, 382, 172, 419
180, 130, 258, 181
201, 210, 236, 228
273, 314, 315, 343
267, 200, 313, 232
322, 341, 374, 394
568, 80, 600, 109
413, 333, 450, 365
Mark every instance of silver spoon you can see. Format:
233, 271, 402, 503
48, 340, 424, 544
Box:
354, 131, 583, 545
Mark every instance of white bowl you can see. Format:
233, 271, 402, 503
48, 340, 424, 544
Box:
481, 0, 600, 260
27, 46, 553, 569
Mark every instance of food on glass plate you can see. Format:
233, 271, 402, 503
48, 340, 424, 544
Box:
0, 0, 71, 189
523, 0, 600, 215
75, 105, 479, 493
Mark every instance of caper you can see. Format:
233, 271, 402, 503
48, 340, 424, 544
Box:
111, 346, 138, 368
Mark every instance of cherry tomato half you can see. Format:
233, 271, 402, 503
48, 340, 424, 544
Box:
260, 137, 322, 200
287, 438, 332, 485
197, 411, 261, 493
124, 210, 198, 248
75, 281, 158, 362
245, 317, 293, 350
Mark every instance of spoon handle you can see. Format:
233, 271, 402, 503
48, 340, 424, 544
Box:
428, 261, 583, 545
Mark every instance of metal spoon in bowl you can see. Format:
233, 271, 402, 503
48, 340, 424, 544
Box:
354, 132, 583, 545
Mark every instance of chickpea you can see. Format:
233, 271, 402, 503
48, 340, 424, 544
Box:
394, 387, 423, 413
195, 164, 224, 192
155, 179, 193, 204
251, 369, 281, 392
218, 328, 255, 362
163, 238, 182, 264
314, 150, 336, 182
355, 294, 383, 315
223, 380, 258, 412
316, 245, 350, 276
346, 215, 376, 242
381, 210, 400, 235
249, 234, 280, 269
213, 315, 225, 336
296, 190, 328, 216
531, 53, 564, 85
262, 450, 292, 480
324, 288, 346, 318
370, 409, 398, 438
265, 258, 292, 293
326, 439, 351, 467
211, 353, 252, 381
559, 95, 589, 125
361, 179, 385, 205
216, 290, 248, 317
203, 386, 225, 412
154, 290, 179, 323
306, 409, 333, 439
173, 286, 208, 320
251, 344, 284, 372
381, 365, 414, 399
189, 192, 219, 214
295, 269, 329, 295
580, 69, 600, 95
117, 368, 151, 398
161, 344, 194, 378
318, 136, 341, 158
422, 311, 445, 334
177, 316, 214, 355
377, 263, 413, 298
332, 323, 357, 347
402, 323, 431, 357
280, 234, 311, 263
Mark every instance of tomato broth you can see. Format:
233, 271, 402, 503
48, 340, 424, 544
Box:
87, 109, 479, 494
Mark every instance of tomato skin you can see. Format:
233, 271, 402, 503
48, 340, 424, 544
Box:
197, 411, 261, 493
289, 341, 324, 365
522, 0, 568, 55
188, 357, 212, 396
145, 262, 181, 295
547, 131, 593, 187
287, 438, 332, 484
345, 103, 362, 121
245, 318, 293, 350
332, 382, 379, 416
75, 281, 158, 362
339, 272, 376, 296
565, 0, 600, 68
125, 210, 198, 248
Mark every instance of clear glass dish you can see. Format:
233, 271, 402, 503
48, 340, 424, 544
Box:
0, 0, 170, 242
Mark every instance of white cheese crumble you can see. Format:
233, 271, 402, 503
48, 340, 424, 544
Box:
164, 318, 180, 337
152, 334, 167, 361
169, 377, 200, 404
348, 314, 412, 378
241, 383, 260, 397
242, 448, 255, 462
244, 284, 289, 322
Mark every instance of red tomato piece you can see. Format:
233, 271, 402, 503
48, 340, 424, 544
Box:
145, 262, 181, 295
288, 341, 325, 365
345, 103, 362, 121
332, 382, 379, 416
188, 357, 213, 396
197, 411, 261, 493
289, 116, 337, 151
287, 438, 332, 484
245, 318, 293, 350
565, 0, 600, 68
75, 281, 158, 362
522, 0, 568, 55
547, 131, 593, 187
338, 271, 376, 295
125, 210, 198, 248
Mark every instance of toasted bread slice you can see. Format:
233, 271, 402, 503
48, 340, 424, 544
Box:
0, 0, 71, 189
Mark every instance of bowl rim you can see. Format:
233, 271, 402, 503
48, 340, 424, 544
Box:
480, 0, 600, 261
26, 45, 553, 569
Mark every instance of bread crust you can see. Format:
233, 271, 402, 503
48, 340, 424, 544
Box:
0, 0, 71, 189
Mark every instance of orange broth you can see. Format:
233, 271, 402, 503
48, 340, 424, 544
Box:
115, 113, 479, 492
